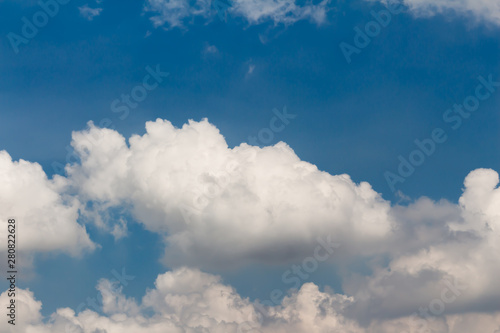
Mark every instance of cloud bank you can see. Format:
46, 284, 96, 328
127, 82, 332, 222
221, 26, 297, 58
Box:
66, 119, 394, 268
2, 267, 500, 333
2, 118, 500, 330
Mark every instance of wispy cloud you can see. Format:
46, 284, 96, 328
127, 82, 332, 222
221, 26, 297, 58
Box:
247, 63, 255, 74
79, 4, 103, 21
203, 43, 219, 55
145, 0, 330, 29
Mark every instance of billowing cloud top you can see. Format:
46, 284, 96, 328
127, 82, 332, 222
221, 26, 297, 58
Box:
67, 119, 393, 268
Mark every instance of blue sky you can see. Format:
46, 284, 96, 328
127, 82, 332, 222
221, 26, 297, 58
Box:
0, 0, 500, 332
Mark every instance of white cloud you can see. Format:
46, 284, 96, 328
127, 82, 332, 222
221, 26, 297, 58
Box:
342, 168, 500, 323
0, 288, 44, 333
146, 0, 500, 29
61, 116, 500, 314
2, 118, 500, 331
142, 267, 257, 328
0, 268, 376, 332
145, 0, 330, 29
203, 43, 219, 55
79, 4, 103, 21
0, 151, 95, 261
66, 119, 394, 268
3, 268, 500, 333
231, 0, 329, 25
61, 116, 500, 325
146, 0, 211, 28
376, 0, 500, 25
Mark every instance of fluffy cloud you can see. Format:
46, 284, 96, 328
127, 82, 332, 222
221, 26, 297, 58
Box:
3, 268, 500, 333
0, 151, 94, 261
145, 0, 330, 29
56, 119, 500, 327
376, 0, 500, 25
0, 268, 377, 332
0, 268, 260, 333
343, 168, 500, 324
0, 288, 43, 332
2, 118, 500, 331
62, 117, 500, 301
66, 119, 394, 268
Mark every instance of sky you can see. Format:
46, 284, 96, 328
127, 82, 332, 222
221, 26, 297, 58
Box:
0, 0, 499, 332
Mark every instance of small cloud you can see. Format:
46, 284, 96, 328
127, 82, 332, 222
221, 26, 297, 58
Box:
395, 190, 411, 204
203, 44, 219, 55
111, 218, 128, 241
244, 60, 256, 79
145, 0, 329, 29
79, 4, 103, 21
247, 64, 255, 75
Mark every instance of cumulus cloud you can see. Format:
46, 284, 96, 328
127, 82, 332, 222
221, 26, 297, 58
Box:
2, 118, 500, 330
0, 288, 43, 332
343, 168, 500, 324
3, 268, 500, 333
60, 116, 500, 304
0, 268, 383, 332
145, 0, 330, 29
0, 151, 95, 261
0, 268, 258, 333
65, 119, 394, 268
375, 0, 500, 25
